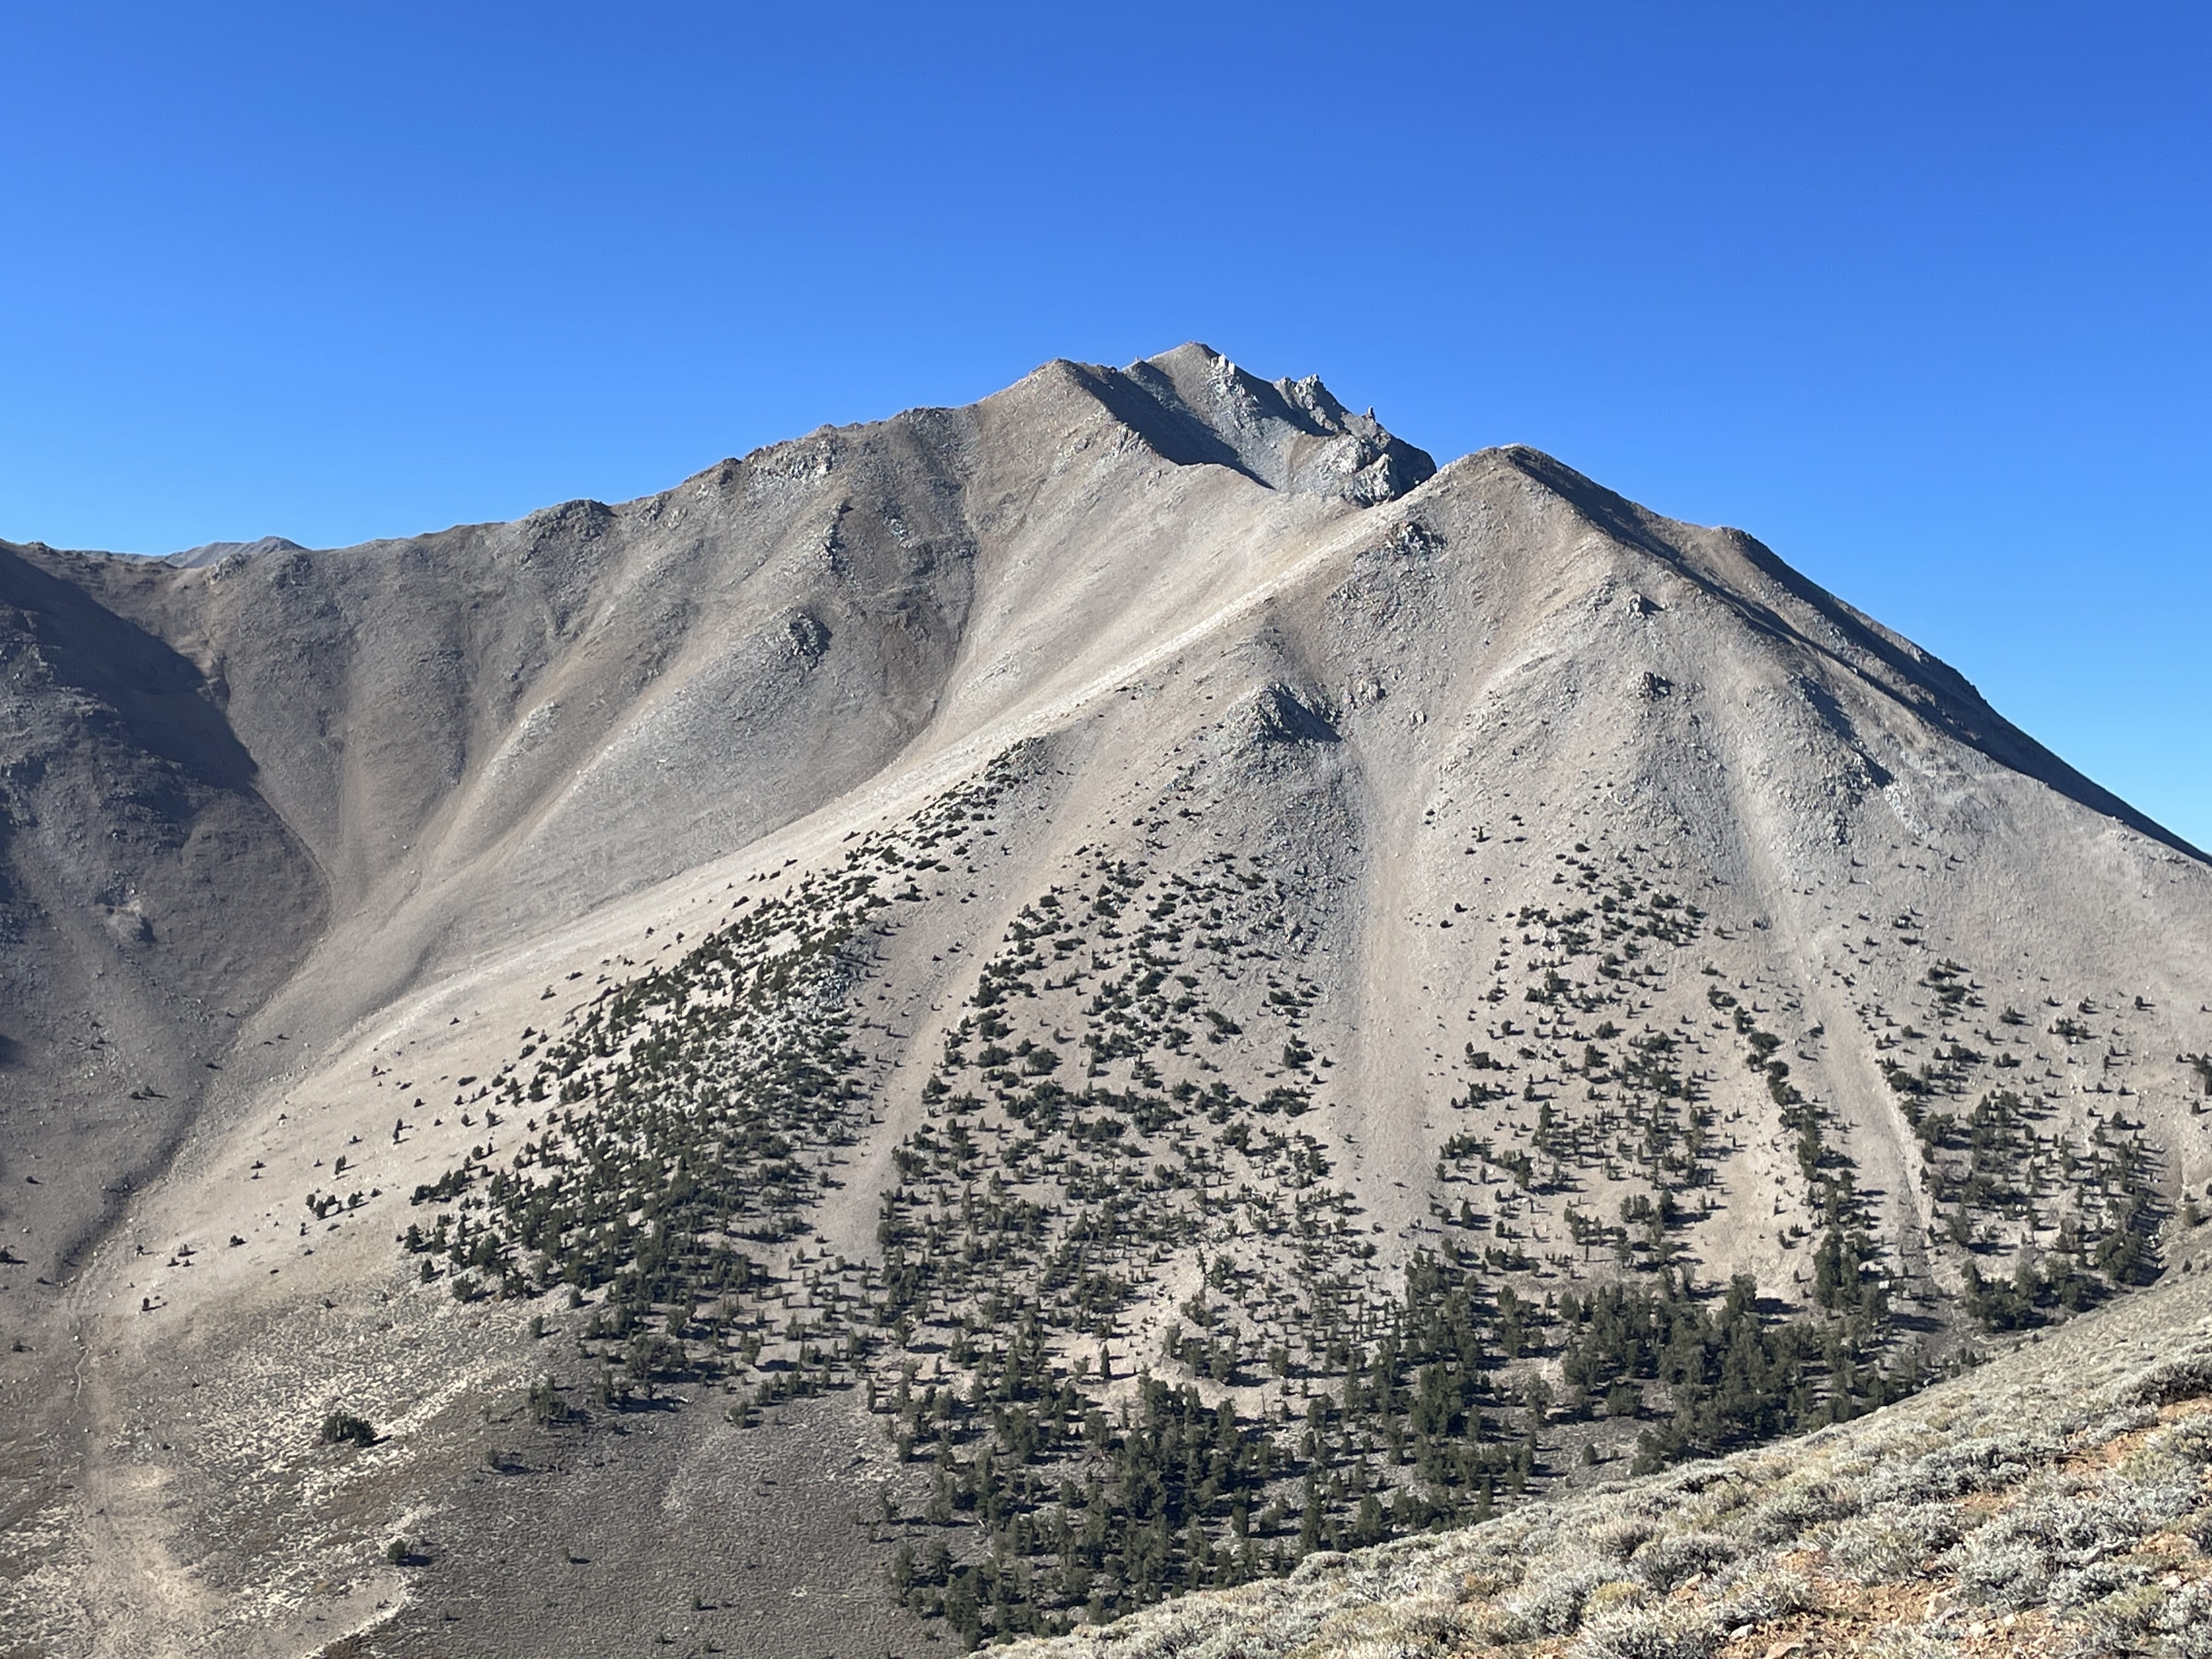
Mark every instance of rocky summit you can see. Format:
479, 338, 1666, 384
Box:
2, 345, 2208, 1658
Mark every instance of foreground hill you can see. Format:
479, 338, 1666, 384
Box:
0, 346, 2207, 1656
1007, 1216, 2212, 1659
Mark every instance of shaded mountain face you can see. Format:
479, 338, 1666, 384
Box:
0, 345, 2207, 1659
0, 545, 324, 1274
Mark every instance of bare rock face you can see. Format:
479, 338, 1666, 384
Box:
0, 344, 2207, 1659
1074, 342, 1438, 504
163, 535, 310, 570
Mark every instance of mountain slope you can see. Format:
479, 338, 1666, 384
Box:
0, 346, 2207, 1658
1004, 1217, 2212, 1659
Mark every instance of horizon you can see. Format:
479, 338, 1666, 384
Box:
2, 3, 2205, 849
19, 340, 2208, 859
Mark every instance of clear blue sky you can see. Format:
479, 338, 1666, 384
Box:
3, 3, 2206, 849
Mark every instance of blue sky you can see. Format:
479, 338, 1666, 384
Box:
3, 3, 2207, 848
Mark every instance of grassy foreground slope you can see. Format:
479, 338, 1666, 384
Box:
1007, 1223, 2212, 1659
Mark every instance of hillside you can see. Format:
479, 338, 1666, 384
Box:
1005, 1216, 2212, 1659
0, 345, 2207, 1657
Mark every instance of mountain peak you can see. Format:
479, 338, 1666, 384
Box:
1037, 343, 1436, 504
165, 534, 309, 567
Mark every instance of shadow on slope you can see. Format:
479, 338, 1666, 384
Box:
1059, 343, 1438, 501
0, 543, 265, 798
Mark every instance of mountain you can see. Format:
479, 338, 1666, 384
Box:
1, 344, 2207, 1658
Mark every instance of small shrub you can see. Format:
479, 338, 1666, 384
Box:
2126, 1353, 2212, 1407
318, 1411, 375, 1447
1742, 1480, 1854, 1545
1857, 1435, 2040, 1508
1861, 1629, 1973, 1658
1587, 1517, 1656, 1561
1572, 1603, 1718, 1659
528, 1376, 564, 1426
2150, 1580, 2212, 1659
2147, 1410, 2212, 1465
1951, 1532, 2049, 1610
1629, 1530, 1739, 1592
2069, 1403, 2161, 1447
1826, 1501, 1969, 1583
1496, 1560, 1641, 1639
2082, 1583, 2169, 1640
2046, 1556, 2153, 1612
1702, 1564, 1814, 1629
